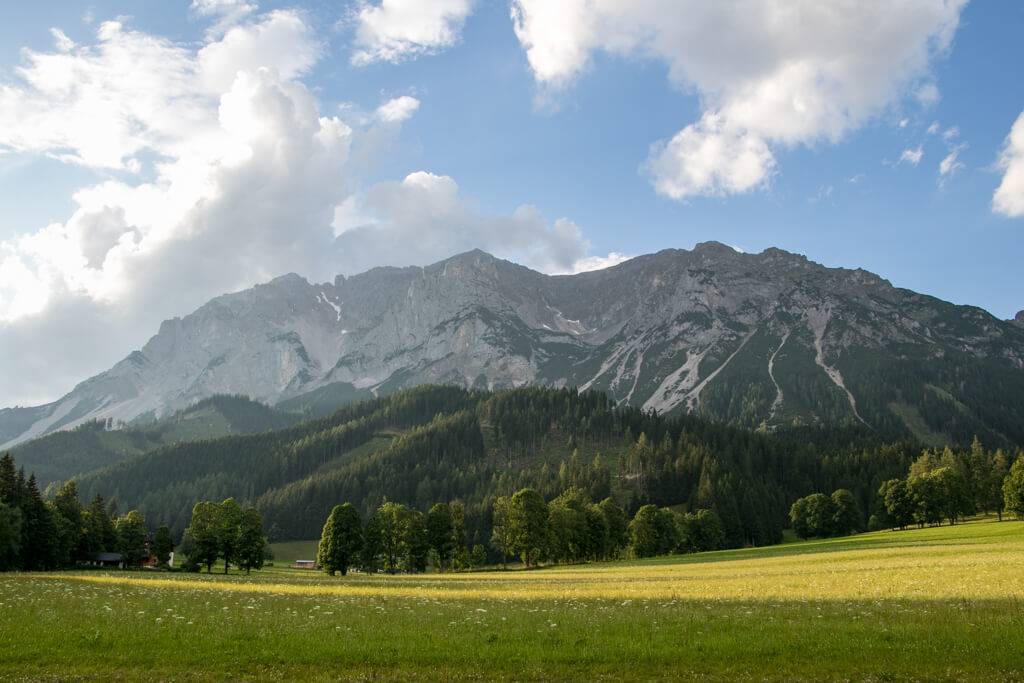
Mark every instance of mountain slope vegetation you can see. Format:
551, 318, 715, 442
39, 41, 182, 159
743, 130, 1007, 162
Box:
68, 385, 932, 552
12, 395, 301, 490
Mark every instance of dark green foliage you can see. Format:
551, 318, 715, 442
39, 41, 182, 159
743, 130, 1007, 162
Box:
830, 489, 861, 535
76, 385, 478, 539
789, 497, 811, 539
1003, 457, 1024, 519
83, 494, 117, 554
364, 502, 428, 573
879, 479, 915, 530
152, 525, 173, 568
449, 502, 468, 570
13, 385, 1019, 576
0, 502, 22, 571
237, 507, 267, 574
598, 497, 628, 558
470, 544, 487, 568
790, 490, 860, 539
10, 396, 303, 490
52, 480, 85, 566
548, 488, 590, 563
508, 489, 548, 567
317, 504, 363, 576
838, 348, 1024, 449
629, 505, 677, 558
402, 509, 429, 573
115, 510, 148, 567
183, 499, 266, 574
426, 503, 454, 572
679, 509, 726, 553
184, 501, 220, 573
361, 513, 383, 573
490, 496, 510, 568
57, 385, 931, 554
216, 498, 243, 574
21, 474, 57, 570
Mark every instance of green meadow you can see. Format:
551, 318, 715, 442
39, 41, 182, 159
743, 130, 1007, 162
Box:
2, 519, 1022, 681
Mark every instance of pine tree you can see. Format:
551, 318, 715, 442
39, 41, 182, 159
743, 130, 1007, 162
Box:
53, 480, 85, 565
21, 474, 57, 570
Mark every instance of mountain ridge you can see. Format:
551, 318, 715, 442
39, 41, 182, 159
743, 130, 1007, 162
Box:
3, 243, 1024, 450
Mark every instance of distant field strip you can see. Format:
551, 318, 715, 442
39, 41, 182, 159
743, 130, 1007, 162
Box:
35, 520, 1024, 601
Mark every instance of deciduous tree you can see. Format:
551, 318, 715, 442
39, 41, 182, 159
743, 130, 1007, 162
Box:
237, 507, 267, 574
508, 488, 548, 568
216, 498, 243, 574
490, 496, 511, 569
115, 510, 147, 567
318, 503, 363, 576
1004, 457, 1024, 519
426, 502, 454, 572
185, 501, 220, 573
152, 525, 173, 568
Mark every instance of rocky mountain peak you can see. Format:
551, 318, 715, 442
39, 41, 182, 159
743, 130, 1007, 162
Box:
3, 246, 1024, 450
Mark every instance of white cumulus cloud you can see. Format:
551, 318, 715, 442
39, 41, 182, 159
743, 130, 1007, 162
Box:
0, 9, 352, 406
511, 0, 967, 199
350, 0, 474, 65
0, 7, 614, 408
332, 171, 611, 276
375, 95, 421, 122
993, 110, 1024, 217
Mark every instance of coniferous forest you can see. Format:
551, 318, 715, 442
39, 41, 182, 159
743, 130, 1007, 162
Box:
2, 384, 1023, 572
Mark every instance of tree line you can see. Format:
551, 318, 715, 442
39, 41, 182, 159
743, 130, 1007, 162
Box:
314, 486, 730, 575
178, 497, 267, 573
874, 438, 1024, 530
0, 453, 173, 570
8, 386, 1024, 573
789, 437, 1024, 538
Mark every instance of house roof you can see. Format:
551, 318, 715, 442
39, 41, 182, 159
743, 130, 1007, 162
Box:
87, 552, 123, 562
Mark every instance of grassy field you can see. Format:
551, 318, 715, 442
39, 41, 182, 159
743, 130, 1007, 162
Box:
2, 519, 1022, 681
267, 540, 321, 567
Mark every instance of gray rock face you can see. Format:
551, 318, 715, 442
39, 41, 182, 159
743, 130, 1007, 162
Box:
4, 244, 1024, 448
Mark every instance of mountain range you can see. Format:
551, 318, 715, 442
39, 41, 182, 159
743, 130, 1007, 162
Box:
4, 243, 1024, 451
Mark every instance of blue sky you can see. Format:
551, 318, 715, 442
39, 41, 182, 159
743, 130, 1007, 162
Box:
0, 0, 1022, 408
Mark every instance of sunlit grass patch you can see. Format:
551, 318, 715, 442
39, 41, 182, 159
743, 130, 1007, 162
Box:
2, 518, 1022, 681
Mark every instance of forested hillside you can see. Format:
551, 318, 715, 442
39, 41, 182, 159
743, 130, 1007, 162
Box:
12, 395, 302, 490
63, 385, 978, 554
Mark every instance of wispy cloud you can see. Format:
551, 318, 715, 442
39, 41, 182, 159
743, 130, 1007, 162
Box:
899, 147, 924, 166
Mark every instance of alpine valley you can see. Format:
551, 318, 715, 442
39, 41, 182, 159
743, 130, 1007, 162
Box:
4, 243, 1024, 455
